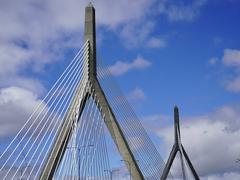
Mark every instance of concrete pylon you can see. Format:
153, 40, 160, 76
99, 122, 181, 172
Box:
161, 106, 200, 180
40, 3, 144, 180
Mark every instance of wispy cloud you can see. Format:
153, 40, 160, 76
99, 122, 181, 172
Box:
201, 172, 240, 180
142, 114, 171, 132
146, 37, 167, 48
0, 76, 45, 96
108, 55, 151, 76
117, 0, 207, 48
158, 0, 207, 22
127, 88, 146, 101
225, 76, 240, 92
120, 21, 167, 49
211, 49, 240, 93
222, 49, 240, 67
208, 57, 218, 65
221, 49, 240, 92
213, 37, 223, 45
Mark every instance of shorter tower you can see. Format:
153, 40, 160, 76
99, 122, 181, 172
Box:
161, 106, 199, 180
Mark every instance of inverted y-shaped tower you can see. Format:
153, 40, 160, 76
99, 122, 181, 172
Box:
40, 3, 144, 180
161, 106, 199, 180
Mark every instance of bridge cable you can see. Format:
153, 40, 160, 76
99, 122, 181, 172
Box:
15, 47, 89, 180
0, 41, 88, 165
1, 43, 89, 179
54, 83, 92, 179
97, 59, 173, 179
33, 65, 89, 179
0, 41, 88, 172
96, 66, 160, 176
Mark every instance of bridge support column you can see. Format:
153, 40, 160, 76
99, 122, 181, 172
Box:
161, 106, 200, 180
40, 3, 144, 180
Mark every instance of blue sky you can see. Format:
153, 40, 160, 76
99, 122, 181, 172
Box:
0, 0, 240, 179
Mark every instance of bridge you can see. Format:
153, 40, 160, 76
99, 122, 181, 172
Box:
0, 3, 199, 180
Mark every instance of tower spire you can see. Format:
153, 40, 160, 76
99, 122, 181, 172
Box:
174, 106, 180, 143
84, 3, 96, 79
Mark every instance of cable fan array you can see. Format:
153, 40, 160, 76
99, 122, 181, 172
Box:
97, 57, 174, 180
0, 41, 110, 180
53, 85, 111, 180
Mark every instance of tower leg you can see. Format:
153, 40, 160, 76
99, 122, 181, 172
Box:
161, 144, 178, 180
40, 84, 89, 179
179, 148, 187, 180
92, 80, 144, 180
181, 146, 200, 180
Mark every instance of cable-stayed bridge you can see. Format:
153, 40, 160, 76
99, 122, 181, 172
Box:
0, 3, 199, 180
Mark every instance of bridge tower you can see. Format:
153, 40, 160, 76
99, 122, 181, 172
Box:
161, 106, 200, 180
40, 3, 144, 180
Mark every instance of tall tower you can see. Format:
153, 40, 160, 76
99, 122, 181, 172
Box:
161, 106, 199, 180
40, 3, 144, 180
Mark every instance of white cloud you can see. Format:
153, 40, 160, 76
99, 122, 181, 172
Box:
211, 105, 240, 132
0, 0, 162, 95
0, 43, 33, 76
93, 0, 151, 28
0, 76, 45, 96
0, 0, 207, 95
0, 0, 208, 81
222, 49, 240, 67
0, 0, 79, 73
142, 114, 172, 134
209, 49, 240, 93
158, 0, 207, 22
148, 105, 240, 178
109, 55, 151, 76
0, 0, 85, 97
225, 76, 240, 93
201, 172, 240, 180
218, 49, 240, 92
0, 85, 61, 148
213, 37, 223, 45
0, 86, 43, 137
209, 57, 218, 65
120, 21, 167, 49
0, 0, 149, 74
127, 88, 146, 101
147, 37, 167, 48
